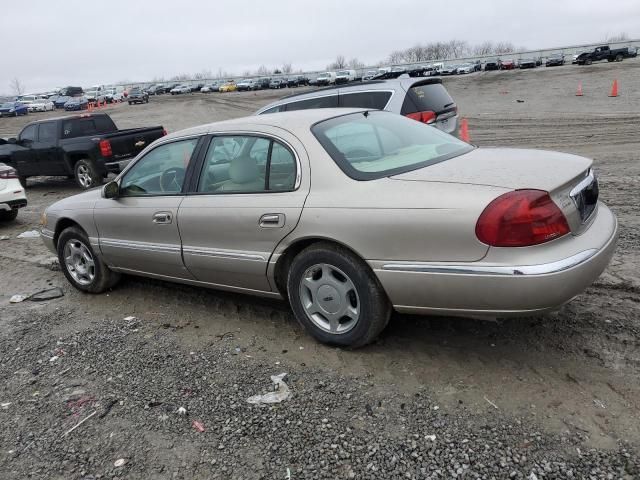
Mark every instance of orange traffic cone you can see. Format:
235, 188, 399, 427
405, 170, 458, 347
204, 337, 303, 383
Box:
459, 118, 470, 142
608, 79, 618, 97
576, 81, 583, 96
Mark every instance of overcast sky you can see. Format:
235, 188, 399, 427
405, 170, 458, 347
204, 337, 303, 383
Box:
2, 0, 638, 94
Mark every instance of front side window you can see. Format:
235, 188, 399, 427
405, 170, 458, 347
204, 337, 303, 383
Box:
198, 135, 296, 193
20, 125, 37, 143
120, 138, 199, 196
312, 111, 473, 181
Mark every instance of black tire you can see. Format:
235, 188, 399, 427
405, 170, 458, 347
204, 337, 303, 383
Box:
0, 209, 19, 221
585, 58, 592, 65
615, 54, 623, 62
74, 159, 102, 189
287, 242, 391, 348
57, 226, 120, 293
18, 176, 27, 188
128, 101, 132, 105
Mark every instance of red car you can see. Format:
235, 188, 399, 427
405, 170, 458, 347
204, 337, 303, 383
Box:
501, 59, 516, 70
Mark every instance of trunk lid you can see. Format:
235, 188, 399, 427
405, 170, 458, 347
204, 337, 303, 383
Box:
390, 147, 597, 234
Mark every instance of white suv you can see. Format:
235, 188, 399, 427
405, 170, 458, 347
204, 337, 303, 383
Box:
0, 163, 27, 221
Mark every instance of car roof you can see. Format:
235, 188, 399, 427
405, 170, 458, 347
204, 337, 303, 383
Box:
20, 112, 109, 125
164, 108, 368, 140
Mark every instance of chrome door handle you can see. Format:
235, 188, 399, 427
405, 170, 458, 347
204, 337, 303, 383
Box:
152, 212, 172, 224
259, 213, 285, 228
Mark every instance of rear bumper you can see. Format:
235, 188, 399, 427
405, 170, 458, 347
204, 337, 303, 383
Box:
0, 198, 27, 211
371, 203, 618, 317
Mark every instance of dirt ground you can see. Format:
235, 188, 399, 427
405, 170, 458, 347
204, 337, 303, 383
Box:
1, 59, 639, 479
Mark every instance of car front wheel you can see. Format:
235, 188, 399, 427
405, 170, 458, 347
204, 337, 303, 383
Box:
0, 209, 18, 221
57, 226, 120, 293
287, 242, 391, 348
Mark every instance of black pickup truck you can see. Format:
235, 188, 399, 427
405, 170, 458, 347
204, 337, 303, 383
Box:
576, 45, 629, 65
0, 113, 165, 189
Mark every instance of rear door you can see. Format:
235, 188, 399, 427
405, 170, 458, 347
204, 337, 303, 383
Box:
36, 121, 64, 175
178, 128, 309, 292
94, 136, 202, 278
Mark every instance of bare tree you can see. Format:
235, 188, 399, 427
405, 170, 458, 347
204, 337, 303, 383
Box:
255, 65, 270, 76
327, 55, 347, 70
282, 63, 293, 74
10, 78, 25, 96
348, 57, 365, 69
493, 41, 516, 54
605, 32, 629, 42
193, 69, 213, 80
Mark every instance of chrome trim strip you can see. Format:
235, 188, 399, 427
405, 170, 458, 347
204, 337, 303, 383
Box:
183, 246, 266, 262
100, 238, 181, 254
381, 249, 598, 276
570, 168, 595, 198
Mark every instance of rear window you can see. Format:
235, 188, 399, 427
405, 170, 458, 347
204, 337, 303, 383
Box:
401, 82, 456, 116
339, 91, 392, 110
61, 116, 117, 139
312, 111, 472, 181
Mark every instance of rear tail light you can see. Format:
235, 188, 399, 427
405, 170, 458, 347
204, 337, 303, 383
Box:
475, 189, 570, 247
99, 139, 112, 157
405, 110, 436, 124
162, 128, 168, 136
0, 167, 18, 179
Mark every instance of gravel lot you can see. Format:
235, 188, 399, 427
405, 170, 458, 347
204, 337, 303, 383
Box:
1, 59, 639, 479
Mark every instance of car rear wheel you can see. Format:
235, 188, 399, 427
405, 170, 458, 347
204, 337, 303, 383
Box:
74, 159, 102, 189
585, 58, 592, 65
0, 209, 18, 221
287, 242, 391, 348
615, 54, 623, 62
57, 226, 120, 293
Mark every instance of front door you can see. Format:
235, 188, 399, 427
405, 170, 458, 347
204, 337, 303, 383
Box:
178, 132, 308, 292
35, 122, 63, 175
12, 124, 39, 176
94, 136, 201, 279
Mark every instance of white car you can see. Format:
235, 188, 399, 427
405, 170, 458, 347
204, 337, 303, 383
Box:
28, 99, 55, 112
104, 89, 124, 103
0, 163, 27, 221
170, 85, 191, 95
457, 64, 475, 74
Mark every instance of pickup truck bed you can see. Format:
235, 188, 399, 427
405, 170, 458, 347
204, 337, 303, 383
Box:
0, 113, 165, 189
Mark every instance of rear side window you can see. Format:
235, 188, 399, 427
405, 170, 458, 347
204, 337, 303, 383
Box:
38, 122, 57, 142
400, 83, 456, 116
339, 91, 392, 110
283, 95, 339, 111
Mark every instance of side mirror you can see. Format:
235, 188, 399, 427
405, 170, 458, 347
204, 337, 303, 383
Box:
7, 138, 17, 144
102, 181, 120, 199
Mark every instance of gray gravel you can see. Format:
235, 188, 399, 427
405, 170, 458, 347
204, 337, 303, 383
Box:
1, 310, 637, 479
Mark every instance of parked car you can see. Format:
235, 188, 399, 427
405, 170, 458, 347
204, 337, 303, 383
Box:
545, 54, 565, 66
104, 88, 124, 103
286, 75, 308, 88
146, 84, 165, 95
0, 113, 166, 189
316, 72, 337, 86
28, 99, 55, 112
59, 86, 84, 97
170, 85, 191, 95
335, 70, 356, 84
41, 109, 617, 347
85, 90, 107, 104
362, 70, 378, 81
0, 163, 27, 221
257, 77, 271, 89
456, 63, 475, 74
236, 79, 257, 91
256, 77, 460, 137
518, 58, 537, 69
625, 46, 637, 58
269, 79, 286, 89
219, 81, 237, 92
53, 96, 71, 109
473, 61, 482, 72
128, 87, 149, 104
0, 102, 29, 117
308, 76, 320, 86
576, 45, 629, 64
190, 83, 204, 93
501, 59, 516, 70
441, 64, 458, 75
200, 82, 220, 93
484, 59, 502, 70
64, 97, 89, 111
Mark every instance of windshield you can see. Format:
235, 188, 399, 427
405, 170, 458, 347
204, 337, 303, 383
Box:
312, 111, 473, 181
1, 103, 14, 108
337, 71, 349, 76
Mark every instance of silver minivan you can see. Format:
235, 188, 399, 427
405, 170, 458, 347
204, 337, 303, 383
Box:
255, 77, 459, 136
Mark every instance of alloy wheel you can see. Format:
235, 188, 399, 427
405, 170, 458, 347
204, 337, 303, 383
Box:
64, 239, 95, 285
299, 263, 360, 334
76, 164, 92, 188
